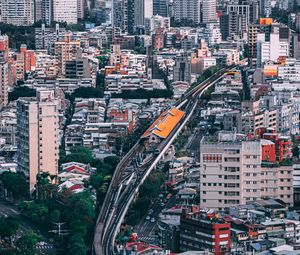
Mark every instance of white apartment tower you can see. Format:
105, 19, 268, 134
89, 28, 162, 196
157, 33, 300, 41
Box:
202, 0, 217, 24
53, 0, 78, 24
0, 0, 35, 26
17, 90, 59, 194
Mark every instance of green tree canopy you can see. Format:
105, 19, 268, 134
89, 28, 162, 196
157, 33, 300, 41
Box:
8, 86, 36, 102
0, 216, 19, 240
16, 231, 41, 255
0, 172, 28, 199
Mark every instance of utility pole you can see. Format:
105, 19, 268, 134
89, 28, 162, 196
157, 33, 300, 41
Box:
49, 222, 69, 236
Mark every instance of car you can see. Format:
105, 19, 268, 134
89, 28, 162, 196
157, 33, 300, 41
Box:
148, 209, 154, 214
159, 194, 164, 198
160, 202, 165, 207
150, 218, 156, 223
146, 216, 150, 220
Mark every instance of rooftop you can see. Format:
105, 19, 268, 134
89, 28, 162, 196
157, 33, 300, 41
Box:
142, 107, 185, 139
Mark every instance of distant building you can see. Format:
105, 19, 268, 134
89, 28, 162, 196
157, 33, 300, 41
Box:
173, 54, 191, 84
0, 0, 34, 26
53, 0, 78, 24
173, 0, 200, 24
54, 34, 81, 76
34, 0, 52, 25
0, 35, 9, 110
17, 90, 59, 194
35, 24, 66, 53
202, 0, 217, 24
153, 0, 168, 17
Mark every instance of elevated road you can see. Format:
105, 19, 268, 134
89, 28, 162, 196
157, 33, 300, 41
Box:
93, 65, 236, 255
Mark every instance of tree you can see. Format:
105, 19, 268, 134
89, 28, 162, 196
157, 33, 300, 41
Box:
8, 86, 36, 102
59, 146, 94, 165
104, 156, 119, 170
0, 216, 19, 240
16, 231, 41, 255
67, 234, 86, 255
293, 146, 300, 157
0, 172, 28, 199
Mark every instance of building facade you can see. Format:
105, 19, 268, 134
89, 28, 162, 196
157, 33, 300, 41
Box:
17, 90, 59, 194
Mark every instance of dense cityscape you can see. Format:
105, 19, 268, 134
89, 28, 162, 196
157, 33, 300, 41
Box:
1, 0, 300, 255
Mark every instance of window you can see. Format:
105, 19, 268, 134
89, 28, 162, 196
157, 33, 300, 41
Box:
202, 199, 206, 202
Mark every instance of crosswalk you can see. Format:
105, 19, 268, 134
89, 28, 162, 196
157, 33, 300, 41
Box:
138, 236, 156, 244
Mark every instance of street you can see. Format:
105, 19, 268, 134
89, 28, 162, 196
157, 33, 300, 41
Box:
134, 194, 176, 244
0, 199, 54, 254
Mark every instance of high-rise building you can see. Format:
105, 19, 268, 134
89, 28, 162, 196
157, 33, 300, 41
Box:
0, 35, 9, 110
173, 0, 200, 24
34, 0, 52, 25
173, 54, 191, 84
200, 132, 294, 210
153, 0, 168, 17
112, 0, 125, 29
202, 0, 217, 24
127, 0, 145, 34
257, 31, 290, 68
145, 0, 153, 18
17, 90, 59, 194
226, 4, 250, 39
54, 34, 81, 76
0, 0, 35, 26
35, 24, 66, 54
53, 0, 78, 24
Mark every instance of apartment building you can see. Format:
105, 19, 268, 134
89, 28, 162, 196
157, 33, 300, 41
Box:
54, 34, 81, 76
173, 0, 200, 24
200, 132, 262, 210
257, 32, 290, 68
180, 210, 231, 254
200, 131, 294, 210
278, 59, 300, 82
0, 35, 9, 110
0, 0, 34, 26
17, 90, 59, 194
35, 24, 66, 53
53, 0, 78, 24
202, 0, 217, 24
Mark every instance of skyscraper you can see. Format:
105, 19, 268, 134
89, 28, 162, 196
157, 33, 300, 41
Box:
144, 0, 153, 19
17, 90, 59, 194
0, 35, 9, 111
34, 0, 53, 25
202, 0, 217, 24
173, 0, 200, 24
127, 0, 145, 34
0, 0, 35, 26
53, 0, 78, 24
153, 0, 168, 17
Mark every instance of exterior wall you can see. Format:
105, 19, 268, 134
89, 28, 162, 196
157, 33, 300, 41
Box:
1, 0, 34, 26
17, 91, 59, 194
53, 0, 78, 24
261, 164, 293, 206
202, 0, 217, 24
180, 213, 231, 255
200, 140, 261, 210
